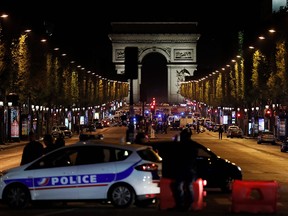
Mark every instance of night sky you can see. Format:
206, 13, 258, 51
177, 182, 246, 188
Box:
1, 0, 271, 79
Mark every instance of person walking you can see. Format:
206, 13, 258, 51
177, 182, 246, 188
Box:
20, 131, 44, 165
196, 121, 200, 133
180, 124, 192, 142
171, 139, 198, 211
219, 125, 224, 140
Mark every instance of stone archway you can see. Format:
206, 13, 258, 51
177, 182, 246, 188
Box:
141, 52, 167, 103
109, 22, 200, 104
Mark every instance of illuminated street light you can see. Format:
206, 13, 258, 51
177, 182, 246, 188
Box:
0, 100, 4, 144
0, 14, 8, 18
35, 105, 40, 139
268, 29, 276, 33
258, 36, 265, 40
7, 101, 12, 142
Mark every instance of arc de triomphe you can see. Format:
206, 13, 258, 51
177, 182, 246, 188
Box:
109, 22, 200, 104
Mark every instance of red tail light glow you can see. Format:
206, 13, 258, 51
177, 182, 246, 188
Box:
135, 163, 158, 171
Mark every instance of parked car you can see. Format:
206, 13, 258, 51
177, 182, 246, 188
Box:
207, 123, 215, 131
213, 124, 223, 132
102, 120, 110, 127
51, 125, 73, 138
82, 124, 96, 132
257, 130, 276, 145
227, 125, 243, 138
280, 139, 288, 152
79, 133, 104, 141
0, 141, 162, 209
144, 140, 242, 193
95, 122, 104, 129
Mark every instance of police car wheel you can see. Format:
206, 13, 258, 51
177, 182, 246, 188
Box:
109, 184, 135, 208
3, 184, 31, 209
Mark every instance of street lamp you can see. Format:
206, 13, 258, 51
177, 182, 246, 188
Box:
7, 101, 12, 142
243, 108, 248, 136
45, 107, 50, 134
251, 107, 255, 137
255, 106, 260, 135
0, 100, 4, 144
35, 105, 39, 139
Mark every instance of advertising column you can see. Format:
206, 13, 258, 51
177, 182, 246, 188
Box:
10, 106, 20, 142
6, 93, 20, 142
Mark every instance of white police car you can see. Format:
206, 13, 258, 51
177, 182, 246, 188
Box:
0, 141, 162, 209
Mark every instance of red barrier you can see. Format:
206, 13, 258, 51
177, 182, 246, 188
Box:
158, 178, 175, 210
158, 177, 206, 211
192, 178, 207, 210
231, 180, 279, 213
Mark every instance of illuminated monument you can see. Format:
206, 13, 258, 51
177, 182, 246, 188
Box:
109, 22, 200, 104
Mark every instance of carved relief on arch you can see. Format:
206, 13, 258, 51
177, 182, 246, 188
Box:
138, 47, 171, 62
175, 68, 192, 94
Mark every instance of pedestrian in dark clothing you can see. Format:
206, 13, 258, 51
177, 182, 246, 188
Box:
219, 125, 224, 140
196, 121, 200, 133
126, 123, 134, 144
20, 131, 44, 165
180, 125, 192, 142
172, 139, 198, 211
134, 131, 148, 144
43, 133, 56, 154
55, 134, 65, 148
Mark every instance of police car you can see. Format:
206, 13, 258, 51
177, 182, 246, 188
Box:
0, 141, 162, 209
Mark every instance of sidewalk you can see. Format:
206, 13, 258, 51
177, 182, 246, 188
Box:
0, 129, 107, 151
0, 139, 28, 151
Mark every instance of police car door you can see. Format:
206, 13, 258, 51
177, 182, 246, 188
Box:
75, 146, 116, 199
28, 147, 78, 200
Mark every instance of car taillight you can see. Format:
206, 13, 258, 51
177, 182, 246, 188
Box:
135, 163, 158, 171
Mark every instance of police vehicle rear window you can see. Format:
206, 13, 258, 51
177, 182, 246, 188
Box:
137, 149, 162, 162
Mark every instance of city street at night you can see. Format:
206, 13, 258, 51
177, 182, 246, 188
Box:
1, 126, 288, 215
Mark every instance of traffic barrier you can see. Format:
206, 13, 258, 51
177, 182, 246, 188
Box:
158, 178, 175, 210
158, 177, 206, 211
231, 180, 279, 213
192, 178, 207, 210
